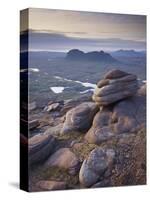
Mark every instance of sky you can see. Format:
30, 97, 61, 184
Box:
21, 8, 146, 52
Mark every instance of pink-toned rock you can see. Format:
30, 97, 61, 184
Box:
61, 102, 98, 134
44, 148, 80, 175
93, 69, 138, 106
36, 180, 67, 191
85, 93, 146, 144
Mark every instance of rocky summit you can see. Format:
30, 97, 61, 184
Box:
27, 69, 146, 191
92, 69, 138, 106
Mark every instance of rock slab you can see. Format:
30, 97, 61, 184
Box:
61, 102, 98, 134
44, 148, 80, 175
29, 134, 56, 165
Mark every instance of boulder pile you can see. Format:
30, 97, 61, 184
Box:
92, 69, 138, 106
28, 69, 146, 191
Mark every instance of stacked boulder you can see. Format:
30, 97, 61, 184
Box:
92, 69, 138, 106
85, 69, 146, 144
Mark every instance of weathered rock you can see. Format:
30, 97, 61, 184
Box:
94, 81, 137, 97
29, 134, 56, 165
104, 69, 129, 79
93, 69, 138, 106
79, 147, 115, 187
29, 119, 39, 130
85, 93, 146, 144
91, 179, 111, 188
46, 103, 60, 112
61, 102, 99, 135
36, 180, 67, 191
61, 94, 92, 114
44, 148, 80, 175
44, 124, 63, 136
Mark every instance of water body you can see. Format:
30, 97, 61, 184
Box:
52, 76, 96, 94
50, 87, 65, 93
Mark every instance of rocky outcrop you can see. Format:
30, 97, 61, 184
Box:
29, 134, 56, 165
61, 102, 99, 135
28, 69, 146, 191
44, 148, 80, 175
93, 69, 138, 106
79, 147, 115, 187
85, 92, 146, 144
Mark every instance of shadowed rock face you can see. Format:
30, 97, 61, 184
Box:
61, 102, 99, 135
93, 69, 138, 106
29, 134, 56, 165
79, 147, 115, 187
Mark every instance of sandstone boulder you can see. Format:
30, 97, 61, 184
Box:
93, 69, 138, 106
61, 102, 99, 135
44, 148, 80, 175
29, 134, 56, 165
85, 93, 146, 144
79, 147, 115, 187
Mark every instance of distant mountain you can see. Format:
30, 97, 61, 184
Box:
111, 49, 146, 58
66, 49, 117, 63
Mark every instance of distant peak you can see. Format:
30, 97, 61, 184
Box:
66, 49, 117, 63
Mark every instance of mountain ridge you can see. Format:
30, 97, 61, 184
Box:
66, 49, 117, 63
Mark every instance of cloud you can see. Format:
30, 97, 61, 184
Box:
21, 30, 146, 52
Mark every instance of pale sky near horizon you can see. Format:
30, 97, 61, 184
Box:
21, 8, 146, 51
